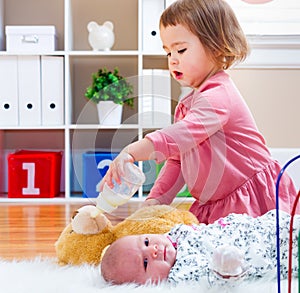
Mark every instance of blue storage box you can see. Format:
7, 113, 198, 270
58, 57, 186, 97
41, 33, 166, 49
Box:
82, 151, 119, 198
142, 160, 157, 192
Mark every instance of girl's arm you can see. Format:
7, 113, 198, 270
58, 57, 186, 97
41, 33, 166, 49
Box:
145, 158, 185, 205
145, 94, 229, 162
124, 138, 157, 161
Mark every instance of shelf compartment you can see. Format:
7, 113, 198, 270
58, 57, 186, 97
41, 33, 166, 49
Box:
70, 128, 138, 197
68, 51, 139, 56
0, 129, 65, 195
69, 124, 139, 130
69, 55, 138, 125
2, 0, 64, 51
70, 0, 138, 51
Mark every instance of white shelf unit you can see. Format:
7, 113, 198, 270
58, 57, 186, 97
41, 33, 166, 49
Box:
0, 0, 174, 203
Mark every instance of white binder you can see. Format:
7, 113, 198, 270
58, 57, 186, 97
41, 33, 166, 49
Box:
0, 56, 19, 126
152, 69, 171, 127
41, 56, 64, 125
140, 69, 154, 127
142, 0, 165, 53
141, 69, 171, 127
18, 55, 41, 126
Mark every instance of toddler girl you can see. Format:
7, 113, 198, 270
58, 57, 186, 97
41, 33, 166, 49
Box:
100, 0, 298, 223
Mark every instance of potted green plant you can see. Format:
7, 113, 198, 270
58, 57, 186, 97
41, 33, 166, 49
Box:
85, 67, 134, 125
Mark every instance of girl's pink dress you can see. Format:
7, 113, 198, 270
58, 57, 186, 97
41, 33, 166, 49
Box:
145, 71, 298, 224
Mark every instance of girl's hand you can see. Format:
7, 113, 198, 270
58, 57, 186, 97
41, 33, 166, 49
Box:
142, 198, 161, 207
99, 151, 135, 191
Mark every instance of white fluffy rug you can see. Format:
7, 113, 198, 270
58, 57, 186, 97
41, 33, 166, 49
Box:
0, 258, 297, 293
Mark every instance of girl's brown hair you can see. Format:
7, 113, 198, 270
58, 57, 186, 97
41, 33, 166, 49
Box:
160, 0, 249, 70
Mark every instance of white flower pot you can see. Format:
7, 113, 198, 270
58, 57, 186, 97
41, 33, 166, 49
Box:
97, 101, 122, 125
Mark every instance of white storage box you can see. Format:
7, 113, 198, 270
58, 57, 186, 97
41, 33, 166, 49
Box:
5, 25, 56, 53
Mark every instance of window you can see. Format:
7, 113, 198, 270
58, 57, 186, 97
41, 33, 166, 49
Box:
166, 0, 300, 36
226, 0, 300, 35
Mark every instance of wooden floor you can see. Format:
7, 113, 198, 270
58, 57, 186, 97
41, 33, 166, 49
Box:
0, 201, 191, 260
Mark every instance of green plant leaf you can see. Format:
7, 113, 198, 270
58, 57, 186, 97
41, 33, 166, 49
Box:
84, 67, 134, 108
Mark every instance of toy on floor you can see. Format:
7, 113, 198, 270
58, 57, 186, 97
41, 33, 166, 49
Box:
55, 204, 199, 265
275, 154, 300, 293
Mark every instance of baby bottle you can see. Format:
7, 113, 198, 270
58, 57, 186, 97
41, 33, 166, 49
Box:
96, 162, 145, 213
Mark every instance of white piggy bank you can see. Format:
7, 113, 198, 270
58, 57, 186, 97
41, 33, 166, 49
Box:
87, 21, 115, 51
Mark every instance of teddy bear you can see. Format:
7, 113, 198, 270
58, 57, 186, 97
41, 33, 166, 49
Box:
55, 204, 199, 266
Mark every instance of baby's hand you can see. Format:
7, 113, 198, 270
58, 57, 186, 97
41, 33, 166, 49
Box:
211, 245, 245, 278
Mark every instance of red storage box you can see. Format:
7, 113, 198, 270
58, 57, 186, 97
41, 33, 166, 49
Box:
8, 150, 62, 198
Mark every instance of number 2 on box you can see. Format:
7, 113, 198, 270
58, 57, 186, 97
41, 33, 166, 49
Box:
22, 162, 40, 195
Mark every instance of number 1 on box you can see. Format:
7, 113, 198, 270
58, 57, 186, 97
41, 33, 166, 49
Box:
22, 162, 40, 195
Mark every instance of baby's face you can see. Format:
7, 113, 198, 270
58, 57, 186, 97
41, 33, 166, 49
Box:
112, 234, 176, 284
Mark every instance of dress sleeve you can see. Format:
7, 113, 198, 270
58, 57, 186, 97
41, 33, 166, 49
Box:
146, 158, 185, 204
146, 90, 230, 163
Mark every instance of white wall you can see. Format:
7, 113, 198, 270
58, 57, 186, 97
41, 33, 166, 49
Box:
229, 69, 300, 148
270, 148, 300, 190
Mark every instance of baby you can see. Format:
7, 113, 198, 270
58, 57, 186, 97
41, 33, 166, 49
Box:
101, 210, 299, 287
101, 233, 176, 285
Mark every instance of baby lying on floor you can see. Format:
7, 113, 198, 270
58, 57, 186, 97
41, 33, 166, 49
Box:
101, 210, 299, 287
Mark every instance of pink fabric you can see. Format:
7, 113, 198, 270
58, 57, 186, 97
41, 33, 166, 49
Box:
146, 71, 298, 223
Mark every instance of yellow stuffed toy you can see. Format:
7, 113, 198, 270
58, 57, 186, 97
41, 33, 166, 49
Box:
55, 204, 199, 265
